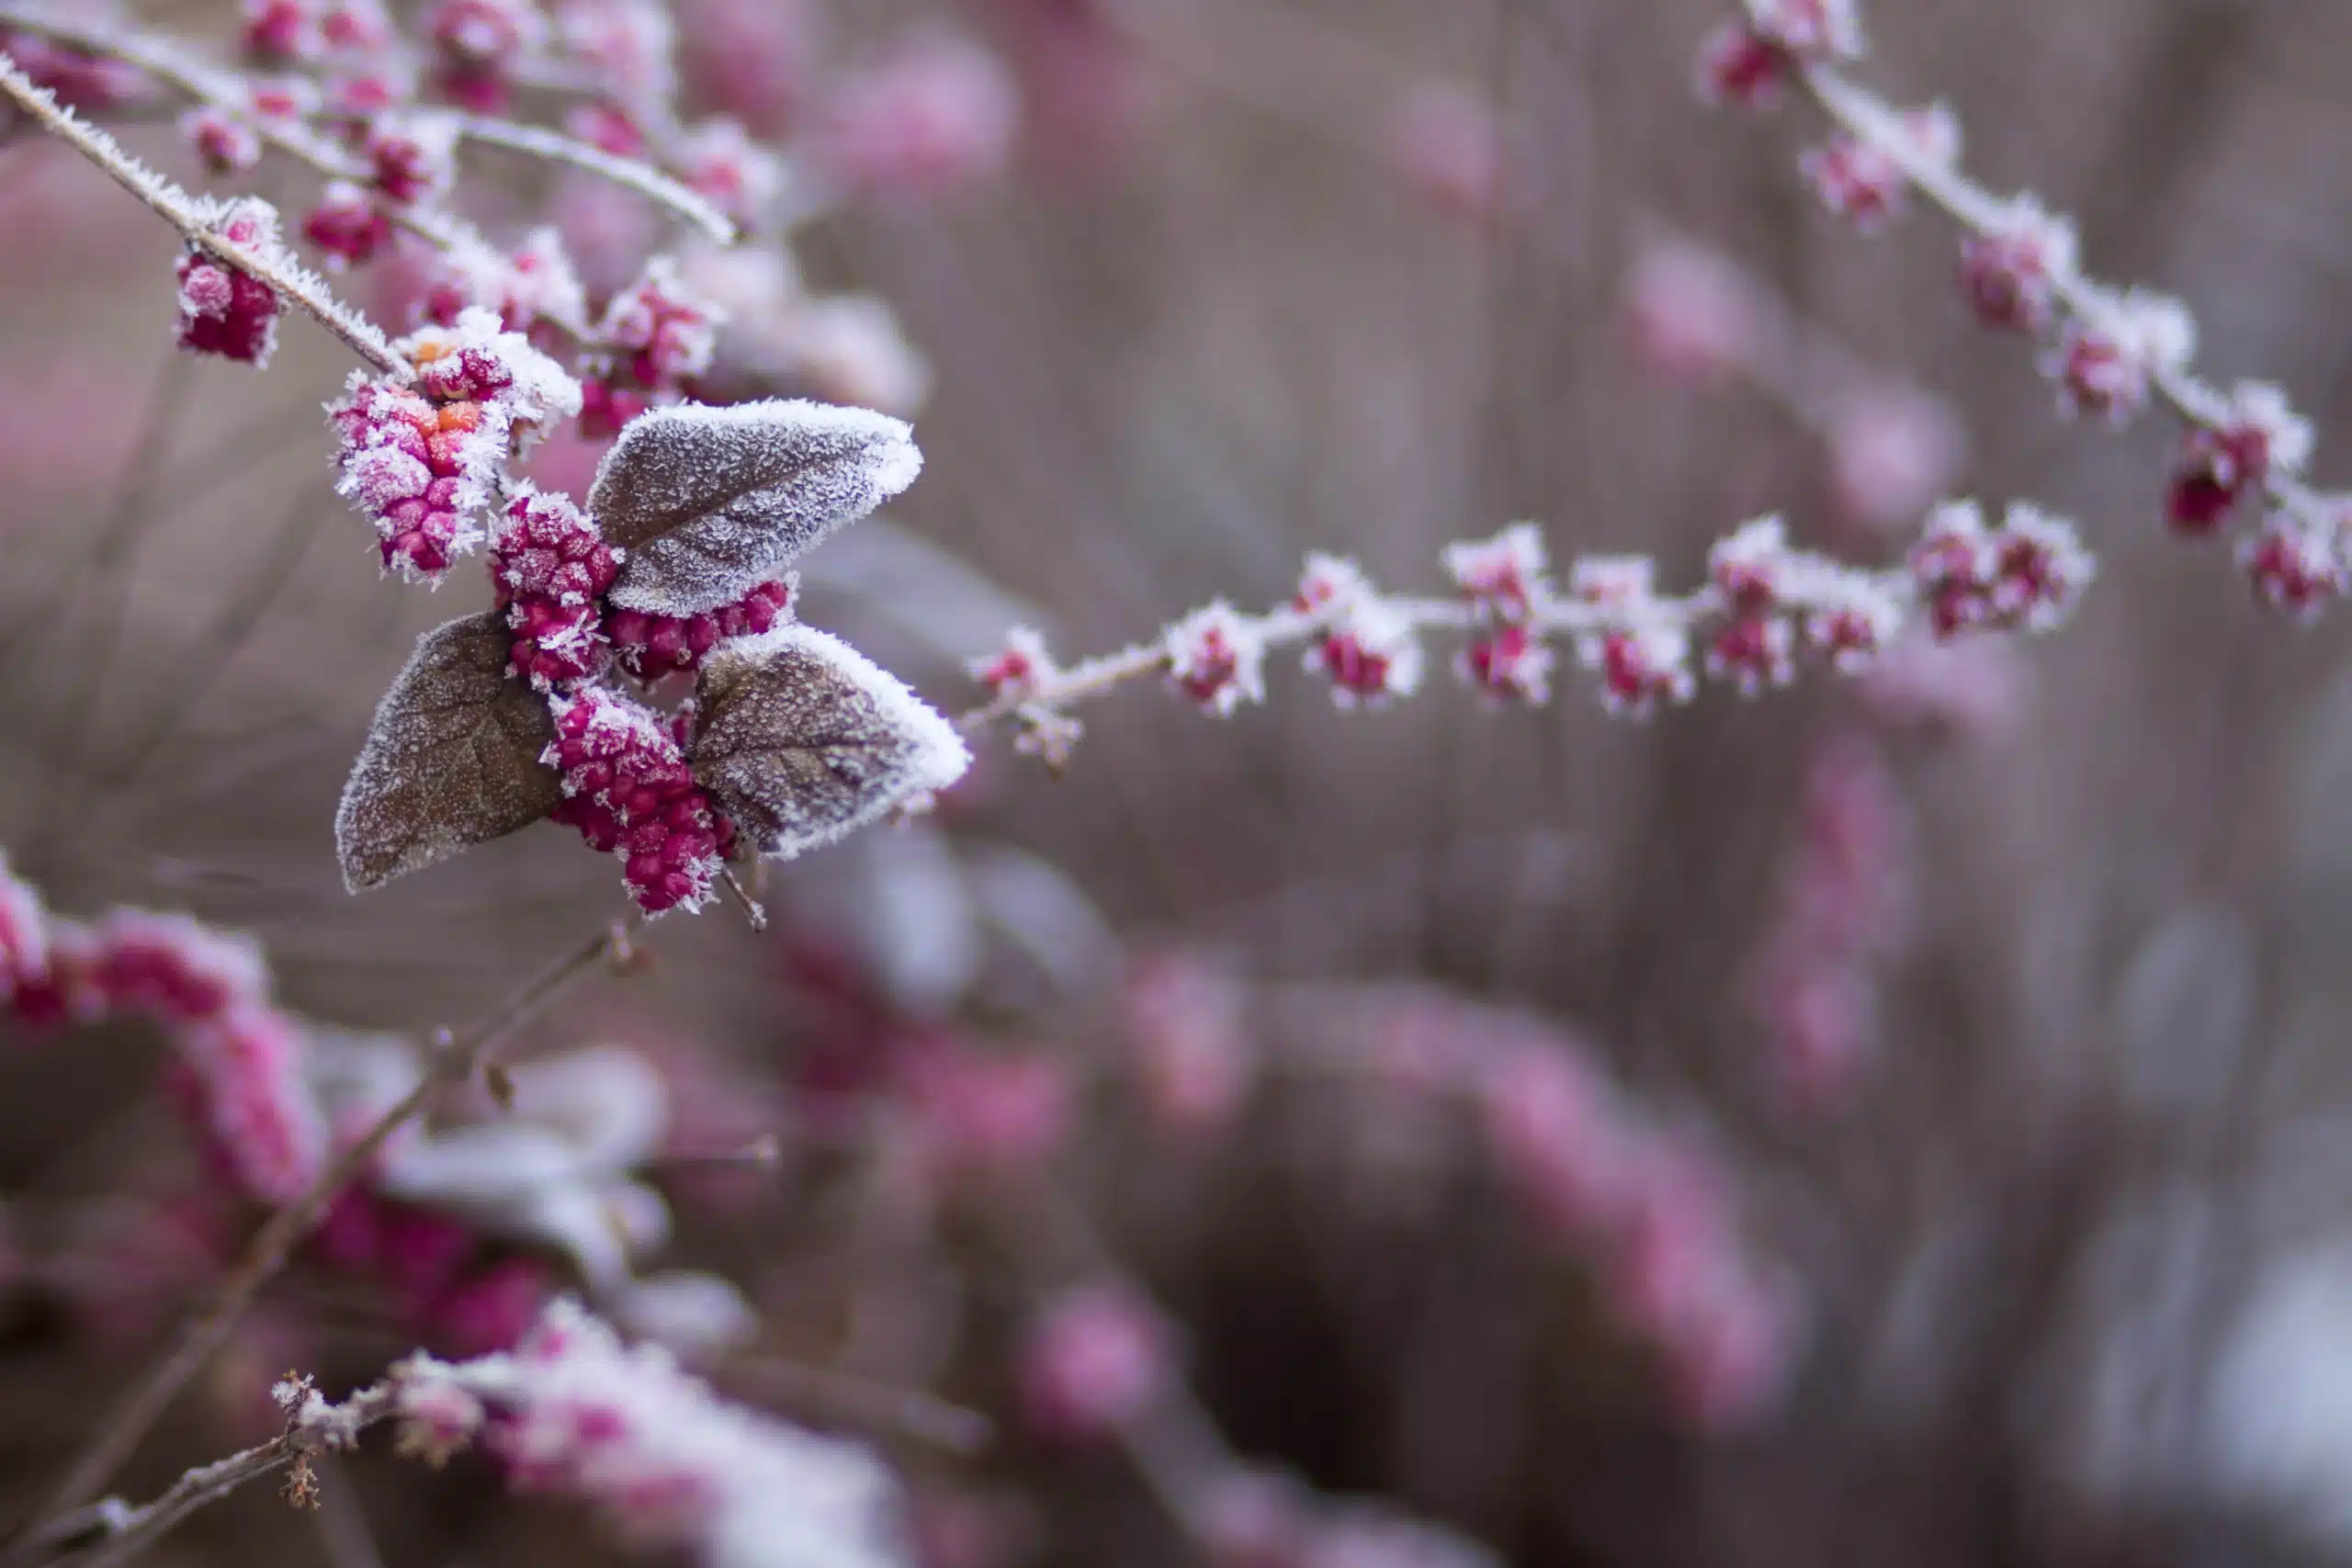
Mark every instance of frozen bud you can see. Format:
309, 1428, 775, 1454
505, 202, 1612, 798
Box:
1623, 241, 1761, 386
171, 1007, 330, 1206
595, 256, 722, 393
182, 107, 263, 175
554, 0, 676, 106
244, 0, 322, 62
967, 626, 1055, 701
2168, 382, 2313, 535
492, 488, 622, 689
1163, 603, 1266, 716
1385, 84, 1503, 222
365, 112, 460, 206
1293, 551, 1374, 615
304, 181, 392, 270
677, 118, 783, 226
424, 229, 586, 333
328, 374, 511, 578
1801, 571, 1905, 671
1984, 504, 2093, 632
401, 307, 583, 429
1309, 598, 1424, 708
1018, 1286, 1173, 1443
1459, 624, 1555, 705
1705, 614, 1797, 694
2047, 288, 2196, 424
1958, 198, 2078, 333
1906, 499, 1998, 637
1697, 0, 1862, 109
545, 686, 732, 915
606, 578, 796, 681
1581, 619, 1698, 717
2240, 513, 2346, 619
175, 198, 285, 367
817, 32, 1020, 199
425, 0, 546, 108
1799, 106, 1957, 231
1708, 514, 1798, 611
1443, 522, 1548, 620
322, 1, 393, 53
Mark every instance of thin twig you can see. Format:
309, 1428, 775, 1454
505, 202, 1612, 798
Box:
1792, 62, 2335, 531
0, 52, 404, 377
17, 919, 641, 1535
452, 113, 736, 244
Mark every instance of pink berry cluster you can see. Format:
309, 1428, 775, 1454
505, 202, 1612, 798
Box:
545, 688, 738, 916
387, 1297, 900, 1565
330, 310, 581, 577
1742, 733, 1912, 1106
1703, 0, 2351, 615
967, 502, 2088, 753
174, 197, 290, 367
315, 1190, 555, 1357
0, 856, 327, 1207
1476, 1036, 1792, 1427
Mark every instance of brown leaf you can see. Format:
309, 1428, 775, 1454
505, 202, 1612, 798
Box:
689, 626, 970, 861
590, 399, 922, 616
335, 612, 563, 891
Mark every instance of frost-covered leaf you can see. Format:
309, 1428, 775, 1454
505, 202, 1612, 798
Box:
592, 399, 922, 615
689, 626, 970, 861
335, 612, 564, 891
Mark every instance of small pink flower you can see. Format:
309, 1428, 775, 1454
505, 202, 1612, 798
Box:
1163, 603, 1266, 716
2046, 288, 2196, 424
182, 107, 263, 175
1017, 1285, 1173, 1443
2168, 381, 2312, 535
1800, 571, 1905, 671
967, 626, 1054, 702
175, 198, 286, 367
1581, 620, 1697, 717
2240, 514, 2346, 619
365, 112, 460, 206
1459, 624, 1555, 705
1957, 197, 2078, 333
304, 181, 393, 270
1798, 107, 1955, 231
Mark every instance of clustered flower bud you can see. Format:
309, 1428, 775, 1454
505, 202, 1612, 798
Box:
1798, 104, 1957, 230
1957, 197, 2078, 333
1293, 556, 1424, 707
2167, 381, 2314, 536
304, 180, 393, 269
2239, 513, 2347, 618
182, 106, 264, 175
2046, 288, 2196, 424
583, 259, 722, 437
1163, 602, 1268, 716
363, 110, 460, 206
423, 229, 587, 335
1907, 500, 2092, 637
424, 0, 547, 109
175, 198, 288, 367
607, 578, 794, 681
676, 118, 783, 226
1697, 0, 1865, 108
545, 687, 734, 915
967, 626, 1056, 703
330, 310, 582, 577
0, 864, 329, 1208
492, 487, 624, 689
1446, 524, 1555, 704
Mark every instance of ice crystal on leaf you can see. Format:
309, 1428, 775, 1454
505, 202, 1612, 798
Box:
688, 626, 972, 862
336, 612, 564, 890
589, 400, 922, 615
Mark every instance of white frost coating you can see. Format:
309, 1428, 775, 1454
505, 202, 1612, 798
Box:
591, 400, 923, 616
689, 625, 971, 863
398, 1298, 907, 1568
